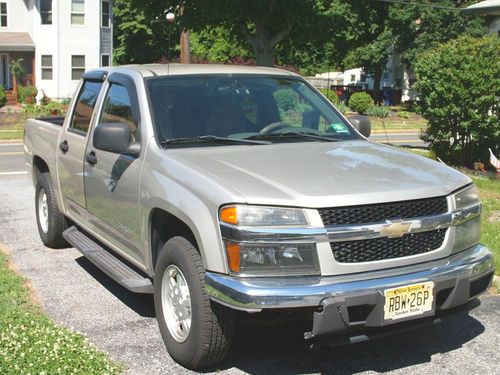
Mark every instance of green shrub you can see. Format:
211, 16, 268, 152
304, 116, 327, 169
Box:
335, 101, 349, 115
17, 85, 37, 104
0, 86, 6, 107
274, 88, 297, 111
414, 35, 500, 167
397, 111, 411, 119
319, 89, 340, 105
348, 92, 374, 114
366, 105, 390, 118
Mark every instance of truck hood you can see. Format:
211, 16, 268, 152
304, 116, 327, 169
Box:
167, 140, 471, 208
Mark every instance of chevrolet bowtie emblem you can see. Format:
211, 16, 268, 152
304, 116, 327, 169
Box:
380, 220, 412, 238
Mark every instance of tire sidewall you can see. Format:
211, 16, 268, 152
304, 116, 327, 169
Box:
154, 237, 205, 366
35, 173, 52, 244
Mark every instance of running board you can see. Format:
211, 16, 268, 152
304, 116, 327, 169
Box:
63, 226, 153, 294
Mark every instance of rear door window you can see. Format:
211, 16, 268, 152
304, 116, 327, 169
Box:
69, 80, 103, 134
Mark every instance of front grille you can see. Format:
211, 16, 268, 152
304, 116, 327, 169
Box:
319, 196, 448, 226
331, 229, 447, 263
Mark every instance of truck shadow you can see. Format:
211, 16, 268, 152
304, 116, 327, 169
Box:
217, 299, 484, 374
75, 256, 156, 318
74, 255, 486, 374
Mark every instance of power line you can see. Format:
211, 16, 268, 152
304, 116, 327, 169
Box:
374, 0, 462, 11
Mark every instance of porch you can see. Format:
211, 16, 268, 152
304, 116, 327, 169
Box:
0, 32, 35, 104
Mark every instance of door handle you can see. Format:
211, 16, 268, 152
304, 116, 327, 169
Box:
86, 151, 97, 165
59, 140, 69, 153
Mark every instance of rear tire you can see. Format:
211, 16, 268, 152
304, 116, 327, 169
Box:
154, 237, 234, 369
35, 171, 69, 248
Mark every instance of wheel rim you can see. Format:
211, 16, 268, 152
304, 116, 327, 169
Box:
161, 264, 192, 343
38, 188, 49, 233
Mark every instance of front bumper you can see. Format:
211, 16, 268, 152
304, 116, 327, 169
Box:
205, 244, 494, 313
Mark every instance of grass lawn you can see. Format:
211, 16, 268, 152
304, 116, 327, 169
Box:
0, 250, 122, 374
0, 112, 28, 141
470, 175, 500, 275
370, 115, 427, 132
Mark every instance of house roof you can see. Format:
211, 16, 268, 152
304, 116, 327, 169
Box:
0, 32, 35, 51
464, 0, 500, 15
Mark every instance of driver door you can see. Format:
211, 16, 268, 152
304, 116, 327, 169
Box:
83, 75, 143, 263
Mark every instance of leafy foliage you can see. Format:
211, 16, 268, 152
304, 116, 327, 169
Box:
17, 85, 37, 104
190, 27, 251, 62
414, 35, 500, 166
348, 92, 374, 114
0, 252, 122, 374
9, 59, 25, 81
366, 106, 390, 118
0, 87, 6, 108
396, 111, 411, 119
318, 89, 340, 105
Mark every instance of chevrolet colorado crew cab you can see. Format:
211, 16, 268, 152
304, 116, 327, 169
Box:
24, 64, 495, 369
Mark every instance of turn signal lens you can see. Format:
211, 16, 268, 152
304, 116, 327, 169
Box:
219, 205, 308, 226
225, 241, 241, 273
220, 206, 238, 225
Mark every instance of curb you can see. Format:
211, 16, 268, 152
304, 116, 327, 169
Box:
371, 129, 423, 134
0, 139, 23, 144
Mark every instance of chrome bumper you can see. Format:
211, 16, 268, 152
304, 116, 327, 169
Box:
205, 244, 494, 312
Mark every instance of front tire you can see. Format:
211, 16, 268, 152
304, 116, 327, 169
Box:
35, 171, 68, 248
154, 237, 234, 369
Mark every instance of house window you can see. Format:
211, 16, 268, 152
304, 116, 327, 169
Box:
101, 54, 110, 67
41, 55, 53, 80
350, 74, 356, 83
40, 0, 52, 24
71, 55, 85, 80
101, 0, 110, 28
71, 0, 85, 25
0, 3, 7, 27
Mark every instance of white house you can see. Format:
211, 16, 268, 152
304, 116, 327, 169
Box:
0, 0, 112, 100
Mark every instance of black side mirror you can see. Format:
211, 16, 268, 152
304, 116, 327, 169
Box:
348, 115, 371, 138
93, 122, 139, 156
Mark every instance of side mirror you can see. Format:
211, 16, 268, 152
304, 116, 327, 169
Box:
348, 115, 371, 138
93, 122, 139, 156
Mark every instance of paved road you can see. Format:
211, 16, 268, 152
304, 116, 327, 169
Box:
0, 142, 26, 175
369, 132, 427, 147
0, 144, 499, 375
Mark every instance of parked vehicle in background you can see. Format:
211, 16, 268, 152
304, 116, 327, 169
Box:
24, 64, 495, 369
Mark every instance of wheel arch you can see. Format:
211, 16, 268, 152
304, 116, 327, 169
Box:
149, 208, 200, 272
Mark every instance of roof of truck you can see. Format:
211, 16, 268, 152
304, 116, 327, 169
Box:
110, 63, 299, 78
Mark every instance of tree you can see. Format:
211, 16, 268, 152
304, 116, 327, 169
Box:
135, 0, 322, 67
113, 0, 181, 64
414, 35, 500, 167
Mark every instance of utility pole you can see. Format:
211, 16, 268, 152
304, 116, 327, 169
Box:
180, 30, 190, 64
179, 5, 190, 64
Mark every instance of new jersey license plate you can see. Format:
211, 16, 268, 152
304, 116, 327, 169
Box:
383, 282, 434, 321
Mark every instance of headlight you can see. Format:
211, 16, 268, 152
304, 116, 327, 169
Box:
452, 185, 481, 253
453, 184, 479, 210
225, 241, 319, 276
220, 205, 308, 226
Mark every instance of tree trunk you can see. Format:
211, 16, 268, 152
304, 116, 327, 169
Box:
372, 64, 383, 105
240, 21, 292, 67
255, 47, 274, 67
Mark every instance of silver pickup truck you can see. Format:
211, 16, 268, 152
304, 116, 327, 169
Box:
24, 64, 494, 369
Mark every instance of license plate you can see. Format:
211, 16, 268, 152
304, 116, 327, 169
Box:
383, 282, 434, 321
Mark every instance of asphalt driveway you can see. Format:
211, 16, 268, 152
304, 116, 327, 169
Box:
0, 172, 499, 374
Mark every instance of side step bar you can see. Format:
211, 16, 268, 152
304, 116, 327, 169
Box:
63, 226, 153, 294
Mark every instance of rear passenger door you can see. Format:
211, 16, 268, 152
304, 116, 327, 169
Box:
83, 73, 143, 263
57, 76, 104, 219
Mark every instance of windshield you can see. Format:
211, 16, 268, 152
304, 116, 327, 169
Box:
147, 74, 360, 146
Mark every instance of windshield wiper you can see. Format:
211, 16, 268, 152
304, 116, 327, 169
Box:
248, 131, 340, 142
161, 135, 271, 146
